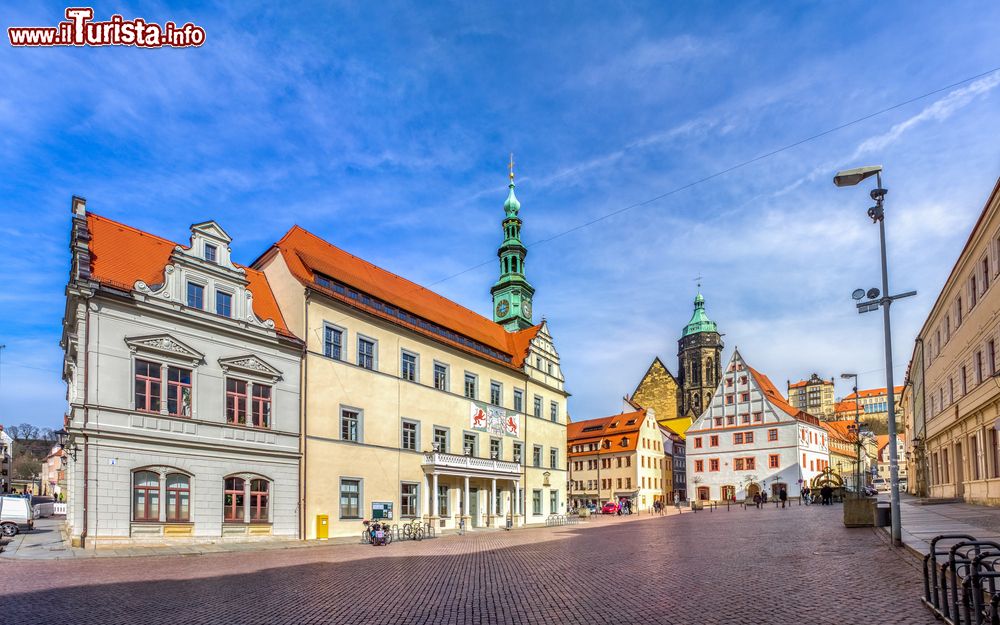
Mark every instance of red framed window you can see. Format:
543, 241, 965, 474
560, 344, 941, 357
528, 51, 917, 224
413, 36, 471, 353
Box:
132, 470, 160, 521
134, 360, 161, 413
740, 413, 750, 424
714, 417, 723, 427
734, 458, 745, 470
726, 415, 735, 425
740, 375, 748, 384
768, 428, 778, 441
709, 458, 720, 471
694, 460, 704, 472
710, 435, 719, 447
251, 383, 272, 428
802, 453, 806, 467
165, 473, 190, 522
733, 432, 744, 444
725, 378, 734, 387
725, 395, 734, 405
697, 486, 710, 501
745, 432, 754, 444
769, 454, 780, 468
753, 412, 763, 422
740, 392, 750, 402
250, 479, 269, 522
226, 378, 248, 425
810, 459, 815, 471
746, 457, 756, 470
166, 366, 192, 417
224, 477, 245, 522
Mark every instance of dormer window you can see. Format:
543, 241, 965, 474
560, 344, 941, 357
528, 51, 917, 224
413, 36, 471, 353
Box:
216, 291, 232, 318
187, 282, 204, 309
204, 243, 217, 263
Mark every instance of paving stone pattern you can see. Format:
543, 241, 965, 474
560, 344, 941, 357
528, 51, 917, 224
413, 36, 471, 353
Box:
2, 505, 936, 625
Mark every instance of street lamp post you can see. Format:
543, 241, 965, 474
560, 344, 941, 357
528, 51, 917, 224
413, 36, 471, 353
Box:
840, 372, 862, 495
835, 165, 915, 548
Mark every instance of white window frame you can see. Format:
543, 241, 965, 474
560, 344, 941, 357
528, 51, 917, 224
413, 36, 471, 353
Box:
340, 405, 364, 443
323, 322, 346, 361
400, 349, 419, 383
401, 418, 420, 451
513, 389, 524, 413
433, 361, 449, 392
464, 372, 478, 400
490, 380, 503, 406
339, 477, 363, 520
357, 335, 378, 370
432, 425, 450, 453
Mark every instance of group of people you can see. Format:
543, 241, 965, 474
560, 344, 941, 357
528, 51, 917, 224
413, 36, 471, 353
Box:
797, 485, 837, 505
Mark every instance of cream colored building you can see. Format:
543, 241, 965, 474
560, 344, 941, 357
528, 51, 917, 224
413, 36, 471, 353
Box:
788, 374, 835, 420
905, 178, 1000, 505
254, 175, 570, 538
567, 408, 667, 510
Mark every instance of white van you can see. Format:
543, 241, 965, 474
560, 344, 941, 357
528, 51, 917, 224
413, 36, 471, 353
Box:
0, 495, 34, 537
872, 478, 890, 493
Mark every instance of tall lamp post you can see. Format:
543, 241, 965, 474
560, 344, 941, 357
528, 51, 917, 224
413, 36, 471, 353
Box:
834, 165, 915, 548
840, 372, 862, 495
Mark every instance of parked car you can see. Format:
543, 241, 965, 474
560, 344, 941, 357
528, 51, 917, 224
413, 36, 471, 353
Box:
601, 501, 619, 515
585, 503, 598, 514
872, 478, 889, 492
0, 495, 34, 537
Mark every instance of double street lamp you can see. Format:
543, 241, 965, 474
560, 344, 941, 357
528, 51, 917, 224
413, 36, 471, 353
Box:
834, 165, 914, 548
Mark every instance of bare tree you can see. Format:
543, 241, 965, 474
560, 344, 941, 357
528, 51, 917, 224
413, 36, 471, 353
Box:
16, 423, 40, 441
12, 454, 41, 480
4, 424, 20, 440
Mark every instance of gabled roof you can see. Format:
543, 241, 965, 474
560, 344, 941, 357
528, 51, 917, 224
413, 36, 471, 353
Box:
821, 420, 859, 443
748, 365, 821, 425
567, 410, 648, 454
834, 400, 861, 415
85, 213, 291, 336
261, 225, 542, 368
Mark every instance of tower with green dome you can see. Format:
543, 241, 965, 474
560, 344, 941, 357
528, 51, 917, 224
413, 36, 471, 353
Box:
677, 290, 724, 417
491, 156, 535, 331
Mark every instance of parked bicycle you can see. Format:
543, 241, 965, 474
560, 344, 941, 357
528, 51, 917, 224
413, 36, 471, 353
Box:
402, 519, 425, 541
362, 520, 393, 546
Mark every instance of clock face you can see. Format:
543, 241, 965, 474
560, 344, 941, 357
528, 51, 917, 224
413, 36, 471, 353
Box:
522, 301, 532, 317
496, 299, 510, 318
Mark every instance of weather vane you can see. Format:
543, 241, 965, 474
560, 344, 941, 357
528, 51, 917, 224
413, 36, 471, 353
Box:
694, 273, 703, 290
509, 152, 515, 183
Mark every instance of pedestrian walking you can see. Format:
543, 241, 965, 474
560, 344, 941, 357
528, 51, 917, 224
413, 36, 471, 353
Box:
779, 487, 787, 509
802, 486, 811, 505
752, 492, 761, 509
820, 484, 833, 505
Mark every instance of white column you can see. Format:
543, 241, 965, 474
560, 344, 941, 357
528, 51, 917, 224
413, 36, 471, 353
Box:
491, 478, 497, 518
515, 481, 521, 516
422, 473, 430, 518
432, 473, 439, 517
464, 476, 470, 516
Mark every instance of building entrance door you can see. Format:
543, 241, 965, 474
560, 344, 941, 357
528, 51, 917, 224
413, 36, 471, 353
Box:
721, 485, 735, 501
955, 443, 965, 498
470, 488, 479, 526
746, 483, 760, 499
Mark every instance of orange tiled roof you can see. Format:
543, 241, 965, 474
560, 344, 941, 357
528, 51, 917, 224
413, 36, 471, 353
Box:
748, 366, 820, 425
834, 400, 861, 415
821, 420, 859, 442
266, 225, 542, 368
844, 387, 904, 400
567, 410, 647, 455
86, 213, 291, 336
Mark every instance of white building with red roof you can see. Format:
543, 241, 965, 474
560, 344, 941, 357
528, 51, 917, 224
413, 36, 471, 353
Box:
686, 349, 830, 502
61, 197, 304, 548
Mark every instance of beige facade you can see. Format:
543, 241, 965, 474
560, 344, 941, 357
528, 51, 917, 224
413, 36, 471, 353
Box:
256, 229, 569, 539
788, 374, 835, 420
906, 178, 1000, 505
567, 409, 667, 510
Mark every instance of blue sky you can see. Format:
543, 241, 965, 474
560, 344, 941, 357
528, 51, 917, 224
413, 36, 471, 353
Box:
1, 1, 999, 428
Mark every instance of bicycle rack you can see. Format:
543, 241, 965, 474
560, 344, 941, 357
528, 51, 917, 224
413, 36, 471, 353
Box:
922, 536, 1000, 625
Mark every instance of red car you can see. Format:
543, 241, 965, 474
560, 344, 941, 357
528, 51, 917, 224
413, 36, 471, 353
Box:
601, 502, 619, 514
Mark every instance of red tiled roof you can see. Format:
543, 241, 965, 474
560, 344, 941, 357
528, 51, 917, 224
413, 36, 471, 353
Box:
264, 225, 542, 368
567, 410, 647, 455
844, 387, 904, 400
748, 366, 820, 425
86, 213, 292, 336
821, 420, 859, 442
834, 400, 861, 415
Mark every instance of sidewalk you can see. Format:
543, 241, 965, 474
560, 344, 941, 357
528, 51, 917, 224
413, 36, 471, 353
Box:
881, 495, 1000, 558
1, 507, 672, 561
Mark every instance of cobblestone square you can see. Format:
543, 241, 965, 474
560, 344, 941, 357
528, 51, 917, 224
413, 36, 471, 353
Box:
2, 505, 934, 625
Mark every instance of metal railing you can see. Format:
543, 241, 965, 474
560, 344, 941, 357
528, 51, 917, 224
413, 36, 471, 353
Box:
545, 514, 567, 527
922, 533, 1000, 625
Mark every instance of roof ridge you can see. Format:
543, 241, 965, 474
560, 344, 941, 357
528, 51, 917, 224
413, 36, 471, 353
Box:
283, 224, 502, 327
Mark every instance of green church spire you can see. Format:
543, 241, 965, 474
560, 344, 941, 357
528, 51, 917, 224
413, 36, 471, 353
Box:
491, 154, 535, 330
682, 291, 718, 337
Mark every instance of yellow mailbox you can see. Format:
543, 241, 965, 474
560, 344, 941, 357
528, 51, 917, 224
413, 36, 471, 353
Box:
316, 514, 329, 540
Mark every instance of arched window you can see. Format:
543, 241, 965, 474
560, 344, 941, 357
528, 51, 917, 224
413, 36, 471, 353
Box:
133, 471, 160, 522
705, 358, 714, 385
250, 479, 269, 522
224, 477, 245, 522
165, 473, 190, 522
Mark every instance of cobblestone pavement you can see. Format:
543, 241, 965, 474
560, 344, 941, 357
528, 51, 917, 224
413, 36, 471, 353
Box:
2, 505, 934, 625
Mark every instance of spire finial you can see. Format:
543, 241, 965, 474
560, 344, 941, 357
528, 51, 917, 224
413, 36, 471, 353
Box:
509, 152, 515, 184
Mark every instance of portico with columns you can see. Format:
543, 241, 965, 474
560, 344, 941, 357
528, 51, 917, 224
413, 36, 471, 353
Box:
422, 452, 523, 529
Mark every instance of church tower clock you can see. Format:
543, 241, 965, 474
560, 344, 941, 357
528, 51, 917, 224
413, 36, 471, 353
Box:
491, 156, 535, 331
678, 291, 724, 417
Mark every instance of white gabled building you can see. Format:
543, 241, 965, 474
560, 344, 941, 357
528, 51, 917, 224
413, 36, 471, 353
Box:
686, 349, 829, 502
